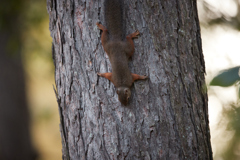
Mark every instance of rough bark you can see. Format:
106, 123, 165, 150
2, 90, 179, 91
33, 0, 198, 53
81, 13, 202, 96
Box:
47, 0, 212, 159
0, 0, 36, 159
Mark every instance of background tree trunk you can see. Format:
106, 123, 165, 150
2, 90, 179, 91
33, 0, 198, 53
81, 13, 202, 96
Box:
47, 0, 212, 159
0, 0, 36, 159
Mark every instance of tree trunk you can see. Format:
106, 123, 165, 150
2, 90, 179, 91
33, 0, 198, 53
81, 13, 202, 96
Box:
0, 0, 36, 159
47, 0, 212, 159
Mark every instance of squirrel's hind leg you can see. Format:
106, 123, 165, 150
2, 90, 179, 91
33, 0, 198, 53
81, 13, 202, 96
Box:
125, 30, 140, 58
96, 22, 109, 51
97, 72, 112, 82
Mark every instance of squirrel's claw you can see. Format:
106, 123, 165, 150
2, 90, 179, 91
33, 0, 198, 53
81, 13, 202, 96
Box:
135, 30, 140, 36
142, 75, 148, 79
96, 22, 107, 31
132, 30, 140, 38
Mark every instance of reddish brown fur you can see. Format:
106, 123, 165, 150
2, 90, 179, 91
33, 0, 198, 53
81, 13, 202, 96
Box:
96, 0, 147, 105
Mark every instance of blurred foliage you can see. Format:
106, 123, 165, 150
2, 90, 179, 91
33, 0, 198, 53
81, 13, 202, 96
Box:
202, 0, 240, 159
22, 0, 53, 75
210, 67, 240, 160
0, 0, 23, 30
0, 0, 24, 57
210, 66, 240, 87
199, 0, 240, 30
20, 0, 62, 160
219, 104, 240, 160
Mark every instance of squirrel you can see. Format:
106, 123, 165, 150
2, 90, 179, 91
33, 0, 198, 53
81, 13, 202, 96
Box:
97, 0, 147, 105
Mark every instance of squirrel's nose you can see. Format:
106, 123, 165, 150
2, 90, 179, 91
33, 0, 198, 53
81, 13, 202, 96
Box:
122, 100, 128, 106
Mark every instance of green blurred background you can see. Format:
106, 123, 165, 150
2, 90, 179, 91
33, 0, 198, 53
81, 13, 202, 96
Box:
0, 0, 61, 159
0, 0, 239, 160
18, 0, 62, 159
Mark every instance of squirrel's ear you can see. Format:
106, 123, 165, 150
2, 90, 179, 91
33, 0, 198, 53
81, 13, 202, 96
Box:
116, 88, 119, 94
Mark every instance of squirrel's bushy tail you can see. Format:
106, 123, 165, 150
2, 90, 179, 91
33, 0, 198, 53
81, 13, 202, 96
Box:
104, 0, 123, 40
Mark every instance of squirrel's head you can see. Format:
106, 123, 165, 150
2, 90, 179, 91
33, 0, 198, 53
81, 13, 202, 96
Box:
116, 87, 131, 105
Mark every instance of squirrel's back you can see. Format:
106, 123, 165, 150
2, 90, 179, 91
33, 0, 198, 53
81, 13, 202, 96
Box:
104, 0, 124, 40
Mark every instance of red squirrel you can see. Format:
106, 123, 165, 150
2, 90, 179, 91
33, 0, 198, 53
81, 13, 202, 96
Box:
97, 0, 147, 105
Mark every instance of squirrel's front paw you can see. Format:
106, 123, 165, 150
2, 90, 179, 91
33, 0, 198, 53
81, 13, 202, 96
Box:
132, 30, 140, 38
135, 30, 140, 36
96, 22, 107, 31
96, 22, 100, 28
127, 30, 140, 39
142, 75, 148, 79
